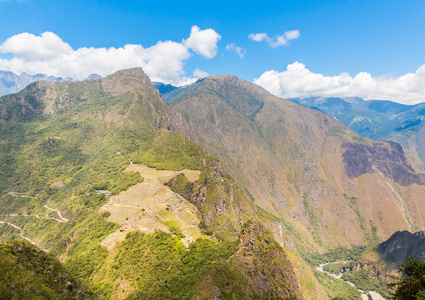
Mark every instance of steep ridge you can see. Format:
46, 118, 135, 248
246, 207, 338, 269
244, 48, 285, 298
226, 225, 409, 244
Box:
170, 75, 425, 252
0, 68, 304, 299
378, 230, 425, 265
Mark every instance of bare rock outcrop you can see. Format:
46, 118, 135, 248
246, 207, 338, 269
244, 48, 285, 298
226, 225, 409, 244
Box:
342, 141, 425, 186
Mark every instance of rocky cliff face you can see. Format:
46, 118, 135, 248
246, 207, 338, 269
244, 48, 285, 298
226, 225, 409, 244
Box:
0, 68, 188, 134
167, 157, 273, 241
229, 221, 302, 299
192, 221, 303, 300
342, 141, 425, 186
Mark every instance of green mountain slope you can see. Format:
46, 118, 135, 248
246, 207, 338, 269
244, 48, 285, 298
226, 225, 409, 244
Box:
0, 68, 302, 299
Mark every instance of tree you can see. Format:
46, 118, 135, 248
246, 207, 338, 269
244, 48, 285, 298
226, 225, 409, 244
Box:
390, 256, 425, 299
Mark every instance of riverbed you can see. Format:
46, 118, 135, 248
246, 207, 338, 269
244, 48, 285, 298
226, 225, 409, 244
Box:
316, 262, 386, 300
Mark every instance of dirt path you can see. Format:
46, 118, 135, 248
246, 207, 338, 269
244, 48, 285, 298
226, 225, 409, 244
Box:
0, 220, 37, 245
7, 192, 37, 199
44, 205, 68, 222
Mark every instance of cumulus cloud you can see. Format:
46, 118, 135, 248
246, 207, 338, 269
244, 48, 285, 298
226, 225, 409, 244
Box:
0, 31, 72, 60
0, 27, 221, 85
249, 30, 300, 48
225, 43, 245, 59
183, 25, 221, 59
248, 33, 270, 42
254, 62, 425, 105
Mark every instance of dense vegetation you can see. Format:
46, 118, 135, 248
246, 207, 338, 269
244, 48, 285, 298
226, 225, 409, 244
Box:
342, 269, 391, 298
96, 231, 238, 299
303, 245, 367, 267
0, 240, 93, 299
314, 271, 361, 300
138, 130, 204, 171
0, 77, 217, 298
389, 256, 425, 299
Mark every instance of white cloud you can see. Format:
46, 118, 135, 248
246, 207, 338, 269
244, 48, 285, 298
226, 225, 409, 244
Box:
0, 28, 221, 85
193, 68, 209, 78
0, 32, 73, 60
254, 62, 425, 105
183, 25, 221, 59
269, 30, 300, 48
284, 30, 300, 40
225, 43, 245, 59
249, 30, 300, 48
248, 33, 270, 42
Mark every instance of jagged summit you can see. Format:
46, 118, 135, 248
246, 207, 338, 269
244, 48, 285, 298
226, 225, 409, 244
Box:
193, 74, 271, 97
101, 67, 154, 96
105, 67, 151, 84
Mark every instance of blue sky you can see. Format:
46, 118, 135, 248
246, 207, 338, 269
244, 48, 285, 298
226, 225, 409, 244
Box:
1, 0, 425, 103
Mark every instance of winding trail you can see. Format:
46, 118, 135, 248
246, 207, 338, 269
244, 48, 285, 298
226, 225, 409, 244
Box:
0, 204, 68, 252
44, 205, 68, 222
0, 220, 37, 245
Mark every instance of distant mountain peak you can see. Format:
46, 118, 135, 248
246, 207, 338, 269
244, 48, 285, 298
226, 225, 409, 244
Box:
101, 67, 153, 96
84, 74, 102, 81
105, 67, 151, 84
0, 70, 72, 97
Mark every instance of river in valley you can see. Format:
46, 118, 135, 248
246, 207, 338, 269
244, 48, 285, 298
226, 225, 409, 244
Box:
316, 262, 385, 300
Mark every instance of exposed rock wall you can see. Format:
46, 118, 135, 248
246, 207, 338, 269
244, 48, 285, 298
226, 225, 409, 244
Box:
342, 141, 425, 186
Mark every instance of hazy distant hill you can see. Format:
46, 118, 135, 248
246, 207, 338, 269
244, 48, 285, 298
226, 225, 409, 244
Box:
153, 81, 179, 98
290, 96, 425, 164
0, 70, 75, 97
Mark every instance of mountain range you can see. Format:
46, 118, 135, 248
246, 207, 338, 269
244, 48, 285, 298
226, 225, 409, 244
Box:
0, 70, 73, 97
0, 70, 103, 98
1, 68, 425, 299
